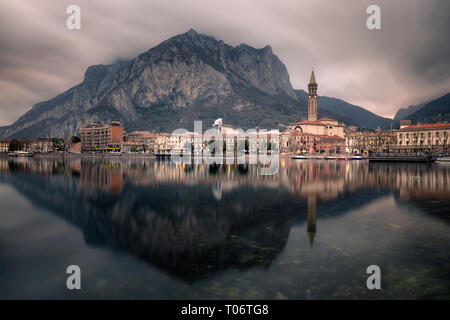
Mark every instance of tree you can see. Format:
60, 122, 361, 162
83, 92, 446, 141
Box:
52, 138, 65, 151
8, 139, 21, 151
70, 136, 81, 144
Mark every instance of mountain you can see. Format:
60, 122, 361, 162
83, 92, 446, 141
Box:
296, 90, 392, 129
393, 103, 426, 121
406, 93, 450, 123
0, 29, 392, 139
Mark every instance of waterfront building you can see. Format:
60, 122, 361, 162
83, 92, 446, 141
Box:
395, 122, 450, 153
69, 142, 82, 153
126, 131, 151, 143
154, 133, 171, 154
121, 141, 143, 153
0, 138, 54, 153
346, 131, 395, 155
0, 139, 11, 152
81, 121, 124, 153
29, 138, 53, 153
126, 131, 155, 153
281, 129, 344, 154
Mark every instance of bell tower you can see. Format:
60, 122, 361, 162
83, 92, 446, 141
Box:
307, 69, 318, 121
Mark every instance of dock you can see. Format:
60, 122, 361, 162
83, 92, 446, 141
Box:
368, 155, 435, 162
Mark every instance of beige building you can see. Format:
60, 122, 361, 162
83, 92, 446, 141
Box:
396, 122, 450, 153
346, 131, 395, 155
154, 133, 171, 153
292, 118, 345, 138
0, 139, 11, 152
126, 131, 156, 153
30, 138, 53, 153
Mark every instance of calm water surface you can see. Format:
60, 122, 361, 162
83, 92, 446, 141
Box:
0, 156, 449, 299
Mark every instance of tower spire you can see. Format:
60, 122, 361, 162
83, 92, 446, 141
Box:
307, 68, 318, 121
309, 68, 316, 84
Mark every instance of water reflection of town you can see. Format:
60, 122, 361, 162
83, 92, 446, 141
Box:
2, 157, 449, 199
1, 157, 449, 281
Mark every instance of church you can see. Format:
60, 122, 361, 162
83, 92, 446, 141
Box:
291, 70, 345, 138
280, 70, 346, 154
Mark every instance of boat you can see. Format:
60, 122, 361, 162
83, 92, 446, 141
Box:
435, 156, 450, 162
349, 155, 363, 160
325, 155, 337, 160
291, 155, 308, 160
9, 151, 34, 157
15, 151, 34, 157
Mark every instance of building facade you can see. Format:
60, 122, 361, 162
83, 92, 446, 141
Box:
346, 131, 395, 155
81, 121, 124, 153
125, 131, 156, 153
396, 123, 450, 153
0, 139, 11, 152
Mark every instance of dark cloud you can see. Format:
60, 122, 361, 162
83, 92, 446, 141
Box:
0, 0, 449, 125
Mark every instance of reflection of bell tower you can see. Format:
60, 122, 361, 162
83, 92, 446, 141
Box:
308, 69, 318, 121
307, 197, 317, 248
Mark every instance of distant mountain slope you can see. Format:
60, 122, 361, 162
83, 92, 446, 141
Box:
394, 103, 426, 121
296, 90, 393, 129
407, 93, 450, 123
0, 29, 394, 139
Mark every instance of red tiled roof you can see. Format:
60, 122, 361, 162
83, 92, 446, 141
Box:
399, 123, 450, 131
293, 120, 326, 126
128, 131, 151, 136
345, 131, 394, 137
293, 119, 343, 126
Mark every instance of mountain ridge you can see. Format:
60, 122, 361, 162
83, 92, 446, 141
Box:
0, 29, 395, 139
393, 92, 450, 124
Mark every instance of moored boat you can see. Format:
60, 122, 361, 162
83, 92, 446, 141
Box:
435, 156, 450, 162
291, 155, 308, 160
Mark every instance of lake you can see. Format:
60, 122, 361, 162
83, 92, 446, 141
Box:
0, 156, 449, 299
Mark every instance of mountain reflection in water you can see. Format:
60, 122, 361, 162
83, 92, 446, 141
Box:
0, 157, 449, 299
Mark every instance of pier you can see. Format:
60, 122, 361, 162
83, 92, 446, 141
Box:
368, 154, 435, 163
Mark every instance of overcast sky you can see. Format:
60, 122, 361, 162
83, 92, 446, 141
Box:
0, 0, 449, 126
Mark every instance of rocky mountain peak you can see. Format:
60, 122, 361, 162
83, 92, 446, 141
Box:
0, 29, 389, 139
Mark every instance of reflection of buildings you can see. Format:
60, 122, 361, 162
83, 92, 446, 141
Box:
307, 197, 317, 248
2, 158, 450, 201
79, 160, 124, 194
2, 157, 450, 282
